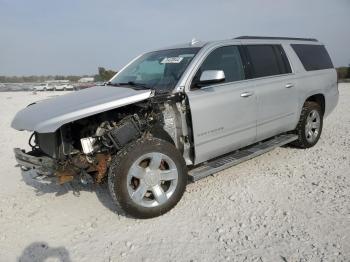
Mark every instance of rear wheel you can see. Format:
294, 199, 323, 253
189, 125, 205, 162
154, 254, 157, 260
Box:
291, 101, 323, 148
108, 137, 187, 218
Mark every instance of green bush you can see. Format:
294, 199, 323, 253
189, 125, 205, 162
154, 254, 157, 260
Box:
336, 67, 350, 79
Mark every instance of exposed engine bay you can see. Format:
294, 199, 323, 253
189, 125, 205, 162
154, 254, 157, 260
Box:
20, 93, 193, 185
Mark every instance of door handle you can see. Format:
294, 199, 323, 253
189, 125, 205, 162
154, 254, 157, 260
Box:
285, 83, 294, 88
240, 91, 254, 98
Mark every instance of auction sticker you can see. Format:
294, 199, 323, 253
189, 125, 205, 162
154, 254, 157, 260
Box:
161, 57, 184, 64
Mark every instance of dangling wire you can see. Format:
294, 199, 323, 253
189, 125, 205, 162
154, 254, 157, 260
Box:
28, 133, 38, 150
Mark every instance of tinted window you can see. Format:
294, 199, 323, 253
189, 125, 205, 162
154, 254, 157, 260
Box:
245, 45, 290, 78
193, 46, 245, 87
291, 44, 333, 71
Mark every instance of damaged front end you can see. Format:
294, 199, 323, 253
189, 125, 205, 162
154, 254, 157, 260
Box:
12, 85, 194, 187
14, 148, 57, 176
11, 86, 156, 185
14, 135, 111, 185
14, 113, 147, 185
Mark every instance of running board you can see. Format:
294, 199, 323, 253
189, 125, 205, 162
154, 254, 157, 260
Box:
188, 134, 298, 182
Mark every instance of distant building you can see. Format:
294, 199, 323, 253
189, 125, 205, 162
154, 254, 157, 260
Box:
45, 80, 70, 83
78, 77, 94, 83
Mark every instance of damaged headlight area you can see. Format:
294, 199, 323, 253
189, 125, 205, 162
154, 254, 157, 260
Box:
16, 111, 149, 185
80, 114, 144, 154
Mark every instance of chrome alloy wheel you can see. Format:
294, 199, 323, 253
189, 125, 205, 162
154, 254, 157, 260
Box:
305, 109, 321, 143
126, 152, 179, 208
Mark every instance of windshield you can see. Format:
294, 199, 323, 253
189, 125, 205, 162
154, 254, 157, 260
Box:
110, 48, 200, 93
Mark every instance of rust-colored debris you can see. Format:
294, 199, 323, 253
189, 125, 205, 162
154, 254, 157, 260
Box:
55, 153, 111, 185
56, 168, 76, 184
71, 154, 90, 169
95, 153, 111, 183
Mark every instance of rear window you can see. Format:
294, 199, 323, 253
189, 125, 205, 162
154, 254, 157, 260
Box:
245, 45, 291, 78
291, 44, 333, 71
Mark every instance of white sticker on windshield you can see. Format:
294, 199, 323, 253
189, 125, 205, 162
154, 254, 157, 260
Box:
161, 57, 184, 64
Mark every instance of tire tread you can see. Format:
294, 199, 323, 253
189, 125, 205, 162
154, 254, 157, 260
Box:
291, 101, 323, 148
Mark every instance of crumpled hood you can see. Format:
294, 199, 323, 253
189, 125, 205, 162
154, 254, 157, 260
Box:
11, 86, 152, 133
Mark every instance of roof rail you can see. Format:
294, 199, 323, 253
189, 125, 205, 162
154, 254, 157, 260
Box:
235, 36, 318, 42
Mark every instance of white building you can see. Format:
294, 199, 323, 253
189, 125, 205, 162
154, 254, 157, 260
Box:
78, 77, 94, 83
45, 80, 70, 84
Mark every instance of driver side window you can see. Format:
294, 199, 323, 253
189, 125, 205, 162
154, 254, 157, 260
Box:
192, 45, 245, 88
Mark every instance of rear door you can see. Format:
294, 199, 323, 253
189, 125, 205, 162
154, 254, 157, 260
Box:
186, 45, 257, 164
243, 44, 298, 141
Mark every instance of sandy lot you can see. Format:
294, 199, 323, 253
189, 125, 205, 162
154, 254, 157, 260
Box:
0, 85, 349, 262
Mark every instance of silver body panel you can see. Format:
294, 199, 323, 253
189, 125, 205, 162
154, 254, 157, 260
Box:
178, 39, 338, 164
11, 86, 152, 132
187, 79, 257, 164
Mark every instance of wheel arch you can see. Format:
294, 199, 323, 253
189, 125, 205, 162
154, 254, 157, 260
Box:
304, 93, 325, 115
149, 125, 176, 146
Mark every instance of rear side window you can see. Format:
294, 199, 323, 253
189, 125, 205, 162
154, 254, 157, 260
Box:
291, 44, 333, 71
244, 45, 291, 78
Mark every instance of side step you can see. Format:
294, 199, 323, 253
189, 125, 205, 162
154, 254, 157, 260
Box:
188, 133, 298, 182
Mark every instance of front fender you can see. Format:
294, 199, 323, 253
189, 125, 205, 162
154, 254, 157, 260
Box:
11, 86, 152, 133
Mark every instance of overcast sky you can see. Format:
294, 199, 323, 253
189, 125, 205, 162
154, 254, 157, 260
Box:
0, 0, 349, 76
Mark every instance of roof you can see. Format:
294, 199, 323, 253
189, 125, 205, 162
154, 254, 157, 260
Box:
158, 40, 208, 50
235, 36, 318, 42
153, 36, 321, 52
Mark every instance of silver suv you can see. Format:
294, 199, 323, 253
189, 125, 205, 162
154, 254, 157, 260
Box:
12, 36, 338, 218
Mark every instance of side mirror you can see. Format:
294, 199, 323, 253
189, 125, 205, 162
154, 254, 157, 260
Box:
198, 70, 225, 86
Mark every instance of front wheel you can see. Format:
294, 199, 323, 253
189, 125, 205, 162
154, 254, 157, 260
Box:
291, 101, 323, 148
108, 137, 187, 218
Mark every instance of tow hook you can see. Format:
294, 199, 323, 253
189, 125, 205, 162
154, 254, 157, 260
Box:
80, 170, 94, 185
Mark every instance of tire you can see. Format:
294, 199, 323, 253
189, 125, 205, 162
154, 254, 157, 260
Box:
108, 137, 187, 219
291, 101, 323, 148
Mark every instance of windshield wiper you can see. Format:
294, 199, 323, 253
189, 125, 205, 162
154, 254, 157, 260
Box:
106, 82, 120, 87
110, 81, 150, 90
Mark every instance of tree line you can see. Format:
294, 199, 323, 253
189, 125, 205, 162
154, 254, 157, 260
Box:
0, 67, 117, 83
336, 67, 350, 80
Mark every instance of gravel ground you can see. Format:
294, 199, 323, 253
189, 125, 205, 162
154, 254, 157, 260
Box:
0, 85, 349, 262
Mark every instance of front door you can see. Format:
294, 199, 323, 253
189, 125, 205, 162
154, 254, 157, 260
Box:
186, 45, 257, 164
